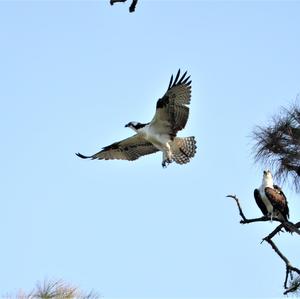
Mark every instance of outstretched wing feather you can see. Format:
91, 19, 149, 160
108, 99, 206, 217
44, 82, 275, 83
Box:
76, 134, 159, 161
152, 69, 192, 135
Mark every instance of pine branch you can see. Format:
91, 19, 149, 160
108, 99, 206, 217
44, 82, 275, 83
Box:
252, 102, 300, 192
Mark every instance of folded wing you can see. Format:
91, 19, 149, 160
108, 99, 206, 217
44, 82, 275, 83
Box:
265, 186, 289, 220
254, 188, 268, 216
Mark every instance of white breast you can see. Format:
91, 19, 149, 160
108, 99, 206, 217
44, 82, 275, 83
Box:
259, 186, 274, 214
140, 125, 171, 149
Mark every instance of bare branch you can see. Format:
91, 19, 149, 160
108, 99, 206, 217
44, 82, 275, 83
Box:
129, 0, 138, 12
263, 236, 291, 267
227, 194, 300, 234
284, 266, 290, 290
110, 0, 138, 12
227, 194, 282, 225
228, 193, 300, 294
284, 276, 300, 295
226, 194, 247, 221
263, 236, 300, 294
110, 0, 126, 5
266, 223, 285, 239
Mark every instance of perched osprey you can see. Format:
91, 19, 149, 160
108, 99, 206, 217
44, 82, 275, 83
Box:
76, 69, 196, 167
254, 170, 289, 221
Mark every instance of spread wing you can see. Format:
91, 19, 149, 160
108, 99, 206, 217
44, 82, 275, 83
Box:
150, 69, 192, 137
76, 134, 159, 161
254, 189, 268, 216
265, 186, 289, 220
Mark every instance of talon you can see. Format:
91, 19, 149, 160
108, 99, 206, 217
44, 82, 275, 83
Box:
162, 158, 172, 168
162, 160, 169, 168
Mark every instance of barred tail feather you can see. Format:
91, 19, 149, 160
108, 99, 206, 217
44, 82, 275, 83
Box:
171, 136, 197, 165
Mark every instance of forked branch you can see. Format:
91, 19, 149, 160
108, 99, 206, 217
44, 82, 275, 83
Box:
226, 194, 300, 233
227, 194, 300, 295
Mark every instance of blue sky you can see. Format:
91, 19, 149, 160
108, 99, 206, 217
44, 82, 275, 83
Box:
1, 0, 300, 298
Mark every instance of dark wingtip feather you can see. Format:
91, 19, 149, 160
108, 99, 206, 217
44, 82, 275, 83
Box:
76, 152, 91, 159
173, 69, 181, 85
182, 75, 190, 84
168, 69, 191, 89
168, 74, 174, 90
178, 70, 187, 84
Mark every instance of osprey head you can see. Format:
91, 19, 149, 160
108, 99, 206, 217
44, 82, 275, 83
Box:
263, 169, 272, 177
125, 121, 146, 131
262, 169, 273, 187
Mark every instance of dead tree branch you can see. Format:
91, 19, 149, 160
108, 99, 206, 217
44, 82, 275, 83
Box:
110, 0, 126, 3
228, 194, 300, 294
129, 0, 138, 12
227, 194, 300, 234
110, 0, 138, 12
284, 276, 300, 295
226, 194, 248, 221
264, 235, 300, 295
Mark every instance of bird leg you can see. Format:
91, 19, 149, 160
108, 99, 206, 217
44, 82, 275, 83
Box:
162, 158, 172, 168
162, 151, 172, 168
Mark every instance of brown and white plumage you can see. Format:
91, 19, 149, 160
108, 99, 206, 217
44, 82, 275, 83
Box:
76, 135, 159, 161
254, 170, 289, 221
151, 69, 192, 138
76, 69, 196, 167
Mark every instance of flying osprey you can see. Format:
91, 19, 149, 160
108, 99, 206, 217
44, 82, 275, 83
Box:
76, 69, 196, 167
254, 170, 289, 221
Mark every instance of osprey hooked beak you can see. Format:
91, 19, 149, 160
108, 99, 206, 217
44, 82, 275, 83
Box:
125, 123, 130, 128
